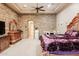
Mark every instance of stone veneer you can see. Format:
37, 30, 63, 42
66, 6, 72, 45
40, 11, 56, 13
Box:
0, 3, 19, 33
0, 4, 56, 39
18, 14, 56, 38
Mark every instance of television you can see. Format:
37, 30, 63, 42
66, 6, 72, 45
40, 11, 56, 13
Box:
0, 21, 5, 35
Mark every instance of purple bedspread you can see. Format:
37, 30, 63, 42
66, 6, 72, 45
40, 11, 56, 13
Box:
40, 34, 79, 54
42, 34, 79, 47
40, 30, 79, 54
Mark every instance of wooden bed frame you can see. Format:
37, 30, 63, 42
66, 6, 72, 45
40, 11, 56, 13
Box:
67, 13, 79, 31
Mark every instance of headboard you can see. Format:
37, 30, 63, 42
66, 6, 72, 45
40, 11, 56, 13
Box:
67, 13, 79, 31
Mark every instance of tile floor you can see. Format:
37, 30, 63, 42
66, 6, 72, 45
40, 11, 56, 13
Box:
0, 39, 42, 56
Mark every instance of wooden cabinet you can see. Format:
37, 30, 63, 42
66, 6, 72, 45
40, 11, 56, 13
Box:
0, 34, 10, 52
8, 31, 22, 44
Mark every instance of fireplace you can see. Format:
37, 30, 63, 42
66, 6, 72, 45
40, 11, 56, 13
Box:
0, 21, 5, 35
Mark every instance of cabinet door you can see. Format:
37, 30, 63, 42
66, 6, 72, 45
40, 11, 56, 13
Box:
0, 39, 6, 50
0, 36, 10, 51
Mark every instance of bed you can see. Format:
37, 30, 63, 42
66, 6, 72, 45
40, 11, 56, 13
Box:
39, 30, 79, 55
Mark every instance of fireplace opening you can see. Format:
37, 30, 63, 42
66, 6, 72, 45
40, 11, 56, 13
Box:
0, 21, 5, 35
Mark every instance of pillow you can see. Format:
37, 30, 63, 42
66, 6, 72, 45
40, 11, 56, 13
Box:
65, 30, 78, 37
50, 33, 54, 35
44, 33, 56, 39
45, 33, 50, 37
76, 31, 79, 37
65, 30, 73, 35
71, 31, 78, 37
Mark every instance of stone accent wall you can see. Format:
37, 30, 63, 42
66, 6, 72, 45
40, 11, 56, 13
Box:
18, 14, 56, 38
0, 4, 56, 39
0, 4, 19, 33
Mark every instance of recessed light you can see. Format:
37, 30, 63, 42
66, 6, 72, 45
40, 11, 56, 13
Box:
23, 4, 27, 7
47, 4, 52, 7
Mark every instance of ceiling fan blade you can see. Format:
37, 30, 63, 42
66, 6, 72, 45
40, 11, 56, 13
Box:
40, 9, 45, 11
39, 6, 44, 8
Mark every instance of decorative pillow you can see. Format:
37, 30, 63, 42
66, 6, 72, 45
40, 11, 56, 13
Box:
50, 33, 54, 35
45, 33, 55, 39
71, 31, 78, 37
45, 33, 50, 37
76, 32, 79, 37
65, 30, 78, 37
65, 30, 73, 35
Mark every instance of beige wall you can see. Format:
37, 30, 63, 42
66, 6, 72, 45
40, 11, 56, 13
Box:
18, 14, 56, 38
0, 4, 19, 33
56, 3, 79, 34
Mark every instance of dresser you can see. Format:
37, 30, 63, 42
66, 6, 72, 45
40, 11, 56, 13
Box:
8, 31, 22, 44
0, 34, 10, 52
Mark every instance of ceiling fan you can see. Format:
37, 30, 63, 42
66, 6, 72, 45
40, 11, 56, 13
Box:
34, 3, 45, 13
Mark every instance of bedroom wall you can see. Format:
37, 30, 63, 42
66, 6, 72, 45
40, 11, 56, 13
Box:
56, 3, 79, 34
0, 3, 19, 33
18, 14, 56, 38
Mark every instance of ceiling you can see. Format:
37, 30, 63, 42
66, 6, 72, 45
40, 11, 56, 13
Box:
6, 3, 70, 14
